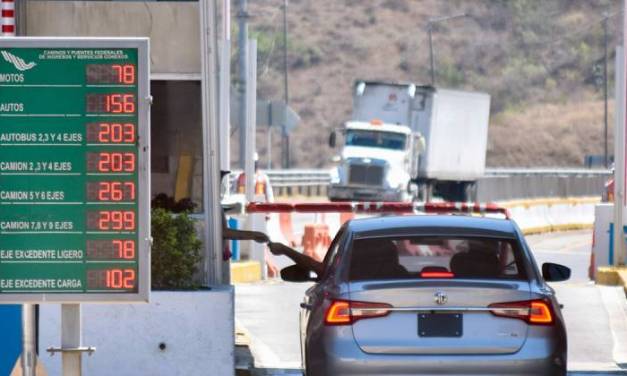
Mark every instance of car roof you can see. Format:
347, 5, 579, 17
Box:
347, 214, 519, 239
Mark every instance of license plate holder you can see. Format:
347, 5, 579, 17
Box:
418, 313, 463, 337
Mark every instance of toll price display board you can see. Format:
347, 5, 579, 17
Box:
0, 38, 150, 303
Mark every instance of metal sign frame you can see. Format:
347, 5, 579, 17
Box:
0, 37, 150, 303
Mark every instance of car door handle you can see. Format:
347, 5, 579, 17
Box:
300, 302, 313, 310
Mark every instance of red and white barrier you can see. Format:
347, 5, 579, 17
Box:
246, 201, 510, 218
249, 201, 510, 259
1, 0, 16, 36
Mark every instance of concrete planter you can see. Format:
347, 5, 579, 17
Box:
39, 286, 234, 376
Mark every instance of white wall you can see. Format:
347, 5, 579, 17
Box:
25, 1, 201, 76
39, 287, 234, 376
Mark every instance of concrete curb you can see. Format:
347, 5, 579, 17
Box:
596, 267, 627, 294
501, 196, 601, 208
235, 321, 255, 375
232, 261, 262, 284
521, 223, 593, 236
501, 196, 599, 236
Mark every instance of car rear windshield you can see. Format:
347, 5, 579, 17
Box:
349, 236, 528, 281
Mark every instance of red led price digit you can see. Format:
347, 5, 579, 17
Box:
94, 182, 135, 201
105, 94, 135, 113
98, 210, 135, 231
123, 211, 135, 230
93, 123, 135, 143
98, 182, 110, 201
110, 182, 123, 201
98, 152, 135, 172
124, 182, 136, 200
112, 64, 135, 84
98, 123, 111, 142
106, 269, 136, 289
98, 211, 110, 230
112, 240, 135, 259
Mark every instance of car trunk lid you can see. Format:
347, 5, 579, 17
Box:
348, 279, 531, 355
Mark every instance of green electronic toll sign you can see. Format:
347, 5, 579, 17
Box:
0, 38, 150, 303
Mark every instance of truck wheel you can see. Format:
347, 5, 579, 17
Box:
407, 183, 419, 202
418, 182, 433, 202
464, 182, 477, 202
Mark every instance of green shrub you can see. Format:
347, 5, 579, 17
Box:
151, 208, 202, 290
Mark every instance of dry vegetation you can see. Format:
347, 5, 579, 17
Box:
233, 0, 621, 168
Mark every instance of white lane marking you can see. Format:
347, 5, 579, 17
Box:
567, 361, 627, 372
236, 319, 301, 371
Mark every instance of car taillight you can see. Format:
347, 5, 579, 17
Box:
488, 299, 554, 325
420, 271, 454, 278
324, 300, 392, 326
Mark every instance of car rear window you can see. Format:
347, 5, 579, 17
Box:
349, 236, 527, 281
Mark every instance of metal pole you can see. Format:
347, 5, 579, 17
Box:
428, 25, 435, 86
426, 13, 466, 87
614, 46, 625, 266
604, 14, 609, 168
21, 304, 36, 376
237, 0, 248, 169
16, 0, 27, 36
222, 0, 230, 38
200, 0, 223, 284
61, 304, 81, 376
219, 40, 231, 173
219, 0, 231, 195
282, 0, 290, 168
245, 39, 257, 202
267, 125, 272, 169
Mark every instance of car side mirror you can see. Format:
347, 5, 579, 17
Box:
542, 262, 570, 282
329, 131, 336, 148
281, 264, 318, 283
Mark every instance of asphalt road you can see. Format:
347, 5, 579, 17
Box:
236, 229, 627, 375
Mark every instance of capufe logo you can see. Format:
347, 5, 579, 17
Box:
1, 51, 36, 71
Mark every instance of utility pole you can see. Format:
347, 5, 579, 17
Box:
603, 13, 609, 168
427, 13, 467, 86
237, 0, 248, 169
219, 0, 231, 175
282, 0, 290, 168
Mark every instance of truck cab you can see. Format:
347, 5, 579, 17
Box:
328, 120, 423, 202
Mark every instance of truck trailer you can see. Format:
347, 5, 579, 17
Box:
328, 81, 491, 202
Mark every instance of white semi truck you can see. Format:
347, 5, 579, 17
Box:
328, 81, 491, 202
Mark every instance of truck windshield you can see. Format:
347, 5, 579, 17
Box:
345, 130, 406, 150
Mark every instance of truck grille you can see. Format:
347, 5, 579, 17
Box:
348, 164, 384, 186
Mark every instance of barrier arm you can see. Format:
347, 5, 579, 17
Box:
246, 201, 510, 218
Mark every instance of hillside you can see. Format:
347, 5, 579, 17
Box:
236, 0, 621, 168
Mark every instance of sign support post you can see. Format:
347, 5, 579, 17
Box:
61, 304, 81, 376
20, 304, 36, 376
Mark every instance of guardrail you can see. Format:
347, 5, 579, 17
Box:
229, 169, 331, 196
265, 169, 331, 196
484, 168, 611, 176
230, 168, 612, 198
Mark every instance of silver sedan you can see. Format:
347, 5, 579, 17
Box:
281, 215, 570, 376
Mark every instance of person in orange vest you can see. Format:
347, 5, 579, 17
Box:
235, 153, 279, 277
603, 164, 615, 202
236, 153, 275, 202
